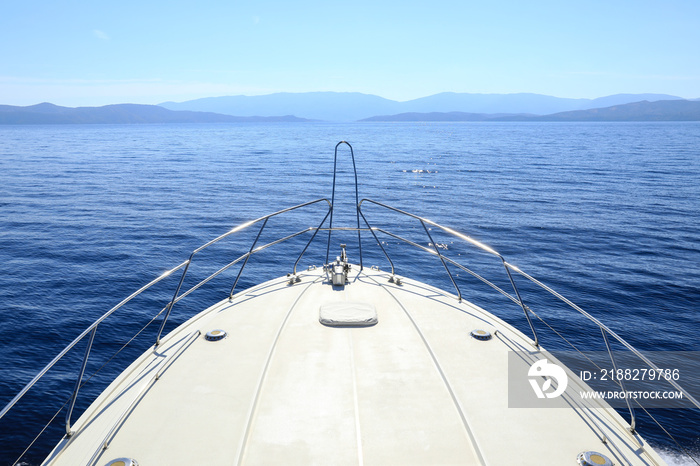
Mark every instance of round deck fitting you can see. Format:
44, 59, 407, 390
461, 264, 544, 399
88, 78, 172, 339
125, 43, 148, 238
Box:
577, 451, 613, 466
105, 459, 139, 466
470, 329, 492, 341
205, 329, 227, 341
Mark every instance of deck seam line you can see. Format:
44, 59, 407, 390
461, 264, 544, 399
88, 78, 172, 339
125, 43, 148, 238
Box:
348, 331, 364, 466
234, 274, 323, 466
87, 329, 201, 466
364, 271, 488, 466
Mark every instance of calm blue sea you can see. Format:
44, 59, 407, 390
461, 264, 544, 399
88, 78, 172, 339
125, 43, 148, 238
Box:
0, 122, 698, 465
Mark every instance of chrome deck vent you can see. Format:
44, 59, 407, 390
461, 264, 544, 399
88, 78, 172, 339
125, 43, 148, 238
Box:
205, 329, 227, 341
577, 451, 613, 466
470, 329, 492, 341
105, 459, 139, 466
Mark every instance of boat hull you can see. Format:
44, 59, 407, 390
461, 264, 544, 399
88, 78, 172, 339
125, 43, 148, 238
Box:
43, 266, 664, 465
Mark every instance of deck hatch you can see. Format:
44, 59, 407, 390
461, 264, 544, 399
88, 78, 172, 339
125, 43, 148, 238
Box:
319, 302, 378, 327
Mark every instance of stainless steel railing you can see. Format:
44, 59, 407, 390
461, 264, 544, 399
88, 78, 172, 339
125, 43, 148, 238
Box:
358, 198, 541, 348
0, 197, 332, 440
2, 193, 698, 461
155, 198, 332, 346
356, 197, 700, 433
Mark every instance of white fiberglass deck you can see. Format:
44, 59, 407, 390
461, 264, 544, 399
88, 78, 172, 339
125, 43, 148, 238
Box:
44, 266, 664, 466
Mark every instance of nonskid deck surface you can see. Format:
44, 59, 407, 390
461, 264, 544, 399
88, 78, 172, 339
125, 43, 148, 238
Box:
44, 266, 663, 465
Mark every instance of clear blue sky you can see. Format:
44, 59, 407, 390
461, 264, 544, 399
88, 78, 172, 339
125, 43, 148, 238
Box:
2, 0, 699, 106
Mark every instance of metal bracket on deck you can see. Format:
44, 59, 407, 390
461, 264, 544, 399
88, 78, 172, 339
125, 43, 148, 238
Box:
388, 275, 402, 285
325, 244, 350, 286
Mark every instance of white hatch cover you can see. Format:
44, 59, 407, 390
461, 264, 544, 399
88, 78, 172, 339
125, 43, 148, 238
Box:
319, 302, 378, 327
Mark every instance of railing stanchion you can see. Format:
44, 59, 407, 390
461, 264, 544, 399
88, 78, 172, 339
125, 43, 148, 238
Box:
229, 218, 268, 299
156, 257, 193, 346
65, 325, 97, 436
503, 262, 539, 347
293, 209, 332, 275
601, 327, 636, 433
421, 220, 462, 302
358, 207, 395, 276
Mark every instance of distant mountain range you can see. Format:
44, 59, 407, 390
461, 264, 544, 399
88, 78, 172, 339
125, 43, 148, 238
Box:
160, 91, 695, 121
0, 103, 308, 124
1, 93, 699, 124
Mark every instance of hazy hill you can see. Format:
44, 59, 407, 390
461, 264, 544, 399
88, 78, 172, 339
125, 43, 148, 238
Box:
521, 99, 700, 121
159, 92, 685, 121
364, 100, 700, 122
404, 92, 685, 114
0, 103, 308, 124
160, 92, 402, 122
584, 93, 684, 109
361, 111, 525, 122
398, 92, 586, 115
